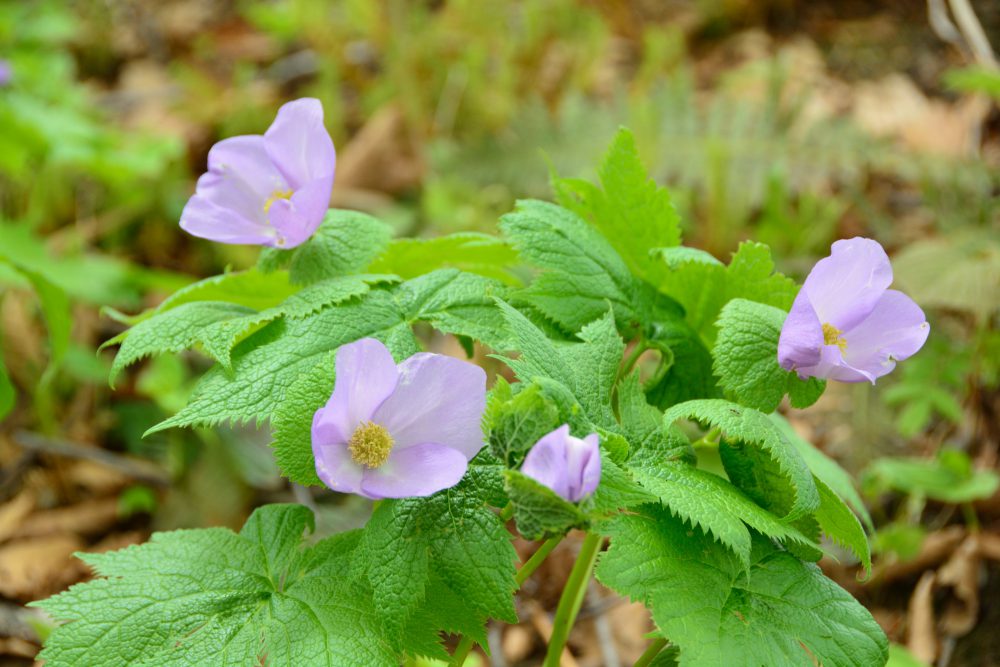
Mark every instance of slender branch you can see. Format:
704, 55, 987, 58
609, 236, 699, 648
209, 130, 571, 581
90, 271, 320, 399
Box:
691, 426, 721, 449
517, 535, 563, 586
449, 533, 565, 666
618, 341, 649, 382
543, 532, 603, 666
499, 502, 515, 522
632, 638, 668, 667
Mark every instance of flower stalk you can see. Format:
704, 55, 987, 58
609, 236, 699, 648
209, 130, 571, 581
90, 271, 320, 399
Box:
543, 531, 603, 666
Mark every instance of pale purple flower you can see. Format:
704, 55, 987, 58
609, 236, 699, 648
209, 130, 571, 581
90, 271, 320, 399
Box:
180, 98, 335, 249
0, 60, 11, 87
778, 237, 929, 383
521, 425, 601, 503
311, 338, 487, 499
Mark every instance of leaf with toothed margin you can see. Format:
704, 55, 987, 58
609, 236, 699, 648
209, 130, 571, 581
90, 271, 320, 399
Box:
595, 506, 889, 667
630, 462, 818, 567
147, 271, 505, 435
662, 399, 819, 522
31, 505, 398, 667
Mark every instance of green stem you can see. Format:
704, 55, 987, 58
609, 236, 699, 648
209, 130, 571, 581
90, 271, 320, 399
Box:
543, 532, 603, 666
499, 502, 514, 522
619, 340, 649, 381
449, 533, 564, 666
517, 535, 563, 585
691, 426, 722, 449
448, 636, 475, 667
632, 637, 668, 667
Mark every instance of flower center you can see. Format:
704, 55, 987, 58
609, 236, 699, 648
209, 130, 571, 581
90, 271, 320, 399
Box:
263, 189, 294, 214
822, 323, 847, 352
348, 421, 394, 468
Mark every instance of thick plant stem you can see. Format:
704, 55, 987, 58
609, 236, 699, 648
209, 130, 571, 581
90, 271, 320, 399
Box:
633, 637, 668, 667
543, 531, 603, 666
448, 534, 565, 666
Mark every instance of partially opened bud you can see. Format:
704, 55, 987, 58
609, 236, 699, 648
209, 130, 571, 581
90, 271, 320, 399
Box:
521, 424, 601, 503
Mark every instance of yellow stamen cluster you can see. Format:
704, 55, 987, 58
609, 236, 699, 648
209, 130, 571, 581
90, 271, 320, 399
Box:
263, 189, 294, 214
348, 421, 394, 468
822, 323, 847, 352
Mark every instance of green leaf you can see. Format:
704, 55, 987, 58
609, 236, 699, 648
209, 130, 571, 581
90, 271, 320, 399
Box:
504, 470, 586, 540
814, 476, 871, 573
656, 242, 797, 345
663, 399, 819, 521
617, 373, 694, 464
644, 316, 719, 408
590, 455, 658, 515
631, 462, 817, 566
271, 352, 336, 486
770, 414, 872, 529
150, 271, 503, 435
485, 379, 561, 466
864, 451, 1000, 504
556, 127, 681, 283
713, 298, 825, 412
368, 232, 520, 284
500, 199, 640, 333
152, 268, 298, 318
285, 209, 392, 285
396, 269, 509, 351
558, 310, 624, 427
357, 481, 518, 653
109, 302, 255, 385
33, 505, 397, 667
596, 507, 889, 667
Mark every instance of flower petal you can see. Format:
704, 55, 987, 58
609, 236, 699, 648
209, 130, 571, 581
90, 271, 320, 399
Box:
264, 98, 336, 191
574, 433, 602, 500
372, 353, 487, 460
843, 290, 929, 380
179, 194, 276, 246
778, 289, 824, 372
795, 344, 875, 384
359, 443, 468, 499
312, 338, 399, 447
265, 176, 333, 248
521, 425, 572, 501
803, 237, 892, 331
312, 439, 364, 495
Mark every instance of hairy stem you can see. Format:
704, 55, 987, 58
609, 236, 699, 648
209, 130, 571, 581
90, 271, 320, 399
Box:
543, 531, 603, 666
632, 637, 668, 667
448, 533, 565, 666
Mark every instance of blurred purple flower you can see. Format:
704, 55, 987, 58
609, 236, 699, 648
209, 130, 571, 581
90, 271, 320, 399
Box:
0, 60, 11, 87
778, 237, 929, 384
521, 425, 601, 503
180, 98, 335, 248
311, 338, 487, 499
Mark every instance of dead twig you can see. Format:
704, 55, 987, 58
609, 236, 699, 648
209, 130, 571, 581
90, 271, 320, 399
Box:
14, 431, 170, 487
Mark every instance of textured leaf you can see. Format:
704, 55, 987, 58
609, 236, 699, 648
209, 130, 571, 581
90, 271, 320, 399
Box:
504, 470, 586, 540
153, 268, 297, 317
770, 414, 872, 529
33, 505, 396, 667
149, 289, 417, 433
287, 209, 392, 285
555, 128, 681, 283
663, 399, 819, 521
558, 311, 624, 427
369, 232, 520, 284
396, 269, 509, 350
109, 302, 255, 384
656, 242, 797, 345
713, 299, 825, 412
631, 462, 817, 566
596, 507, 889, 667
644, 316, 719, 409
814, 476, 871, 573
590, 454, 657, 515
617, 373, 693, 464
500, 199, 640, 333
271, 352, 336, 486
485, 379, 561, 466
357, 480, 518, 654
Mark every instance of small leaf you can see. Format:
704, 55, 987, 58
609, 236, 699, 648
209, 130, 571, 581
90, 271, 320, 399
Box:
504, 470, 586, 540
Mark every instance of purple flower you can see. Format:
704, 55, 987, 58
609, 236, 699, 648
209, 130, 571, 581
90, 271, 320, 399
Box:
0, 60, 11, 87
180, 98, 335, 249
311, 338, 487, 499
778, 237, 929, 383
521, 425, 601, 503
